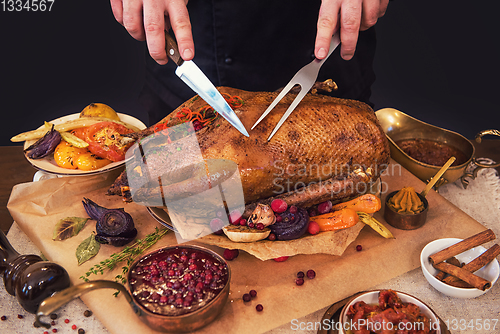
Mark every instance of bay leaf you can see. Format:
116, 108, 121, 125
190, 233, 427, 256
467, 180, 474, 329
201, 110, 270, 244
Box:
76, 233, 100, 266
53, 217, 89, 241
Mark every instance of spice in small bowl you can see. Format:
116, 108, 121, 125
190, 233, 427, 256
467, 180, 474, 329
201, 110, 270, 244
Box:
384, 187, 429, 230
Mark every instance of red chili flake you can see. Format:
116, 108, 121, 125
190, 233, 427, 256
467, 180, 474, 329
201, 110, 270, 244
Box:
43, 331, 49, 334
356, 245, 362, 252
17, 314, 24, 319
51, 320, 56, 326
72, 324, 77, 330
52, 329, 58, 333
64, 319, 70, 324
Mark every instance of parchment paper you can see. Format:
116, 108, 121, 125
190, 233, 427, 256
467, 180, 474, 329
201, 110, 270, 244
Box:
7, 161, 488, 334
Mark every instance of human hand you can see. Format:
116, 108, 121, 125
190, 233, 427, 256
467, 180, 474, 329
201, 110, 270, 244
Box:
110, 0, 193, 65
315, 0, 389, 61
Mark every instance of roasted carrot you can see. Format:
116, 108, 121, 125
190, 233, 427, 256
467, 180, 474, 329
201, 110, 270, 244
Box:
330, 194, 381, 214
310, 208, 359, 232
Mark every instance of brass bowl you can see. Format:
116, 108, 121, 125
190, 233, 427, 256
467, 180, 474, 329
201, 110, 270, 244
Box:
375, 108, 499, 189
36, 244, 230, 333
384, 190, 429, 230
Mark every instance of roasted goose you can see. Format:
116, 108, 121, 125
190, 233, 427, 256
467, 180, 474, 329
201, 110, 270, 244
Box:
109, 87, 390, 214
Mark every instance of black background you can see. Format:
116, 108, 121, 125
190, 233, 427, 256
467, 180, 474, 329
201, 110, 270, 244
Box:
1, 1, 499, 147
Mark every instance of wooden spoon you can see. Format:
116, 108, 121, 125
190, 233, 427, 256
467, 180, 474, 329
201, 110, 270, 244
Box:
420, 156, 456, 197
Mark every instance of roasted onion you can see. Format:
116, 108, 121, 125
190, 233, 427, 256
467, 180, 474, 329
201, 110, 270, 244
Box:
269, 207, 309, 241
82, 198, 137, 246
24, 125, 61, 159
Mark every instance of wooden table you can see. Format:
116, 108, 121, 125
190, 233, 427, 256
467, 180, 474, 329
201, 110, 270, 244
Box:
1, 140, 499, 234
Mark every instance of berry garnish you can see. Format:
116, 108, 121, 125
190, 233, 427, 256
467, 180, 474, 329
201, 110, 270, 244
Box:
273, 256, 289, 262
307, 269, 316, 279
317, 201, 332, 214
249, 289, 257, 298
271, 199, 288, 213
256, 304, 264, 312
307, 221, 320, 235
243, 293, 251, 302
223, 248, 239, 261
356, 245, 363, 252
295, 278, 304, 286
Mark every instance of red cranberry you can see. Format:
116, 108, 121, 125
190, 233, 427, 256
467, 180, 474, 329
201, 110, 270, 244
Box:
356, 245, 363, 252
239, 219, 247, 226
306, 269, 316, 279
223, 249, 239, 261
256, 223, 264, 230
317, 201, 332, 214
189, 263, 197, 270
271, 199, 288, 213
242, 293, 251, 302
160, 296, 168, 304
296, 271, 304, 278
295, 278, 304, 286
275, 215, 282, 223
267, 233, 276, 241
289, 205, 298, 214
273, 256, 289, 262
180, 255, 188, 262
308, 208, 317, 217
308, 221, 320, 235
256, 304, 264, 312
151, 292, 161, 301
249, 290, 257, 298
248, 222, 255, 228
229, 209, 242, 225
210, 218, 225, 235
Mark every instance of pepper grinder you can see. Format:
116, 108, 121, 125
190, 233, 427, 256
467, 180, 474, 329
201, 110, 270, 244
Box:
0, 229, 70, 314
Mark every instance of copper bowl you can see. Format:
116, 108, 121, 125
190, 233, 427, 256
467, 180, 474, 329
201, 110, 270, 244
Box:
35, 244, 231, 333
384, 190, 429, 230
376, 108, 499, 190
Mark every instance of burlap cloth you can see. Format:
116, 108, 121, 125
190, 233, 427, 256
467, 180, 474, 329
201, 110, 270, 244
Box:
1, 161, 499, 334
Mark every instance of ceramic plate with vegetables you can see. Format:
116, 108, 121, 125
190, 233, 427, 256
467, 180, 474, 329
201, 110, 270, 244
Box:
12, 103, 146, 176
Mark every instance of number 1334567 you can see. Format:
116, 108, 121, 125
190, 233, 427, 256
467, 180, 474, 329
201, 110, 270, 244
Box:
444, 318, 498, 331
2, 0, 54, 11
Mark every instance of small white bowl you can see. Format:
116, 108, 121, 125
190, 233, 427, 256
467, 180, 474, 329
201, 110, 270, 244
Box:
339, 290, 441, 334
420, 238, 500, 298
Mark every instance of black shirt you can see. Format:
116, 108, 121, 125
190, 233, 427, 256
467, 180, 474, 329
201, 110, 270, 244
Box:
141, 0, 377, 125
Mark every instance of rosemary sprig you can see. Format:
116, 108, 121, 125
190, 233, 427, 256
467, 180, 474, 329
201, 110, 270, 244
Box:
79, 227, 169, 292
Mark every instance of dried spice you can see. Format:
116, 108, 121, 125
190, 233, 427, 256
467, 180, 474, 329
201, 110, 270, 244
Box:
76, 233, 101, 266
53, 217, 89, 241
388, 187, 425, 214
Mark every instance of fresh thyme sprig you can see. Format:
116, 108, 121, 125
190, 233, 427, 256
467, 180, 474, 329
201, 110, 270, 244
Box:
79, 227, 169, 293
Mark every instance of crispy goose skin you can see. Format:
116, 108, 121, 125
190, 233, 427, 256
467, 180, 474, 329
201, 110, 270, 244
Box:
110, 87, 390, 207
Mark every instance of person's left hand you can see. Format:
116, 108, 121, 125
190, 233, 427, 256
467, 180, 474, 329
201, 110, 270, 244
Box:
315, 0, 389, 61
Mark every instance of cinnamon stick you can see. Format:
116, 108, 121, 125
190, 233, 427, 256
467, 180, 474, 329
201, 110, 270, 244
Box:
429, 229, 496, 265
443, 244, 500, 285
435, 257, 462, 281
433, 262, 491, 290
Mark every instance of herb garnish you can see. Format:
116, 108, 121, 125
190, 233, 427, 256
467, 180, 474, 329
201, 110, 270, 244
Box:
79, 227, 169, 294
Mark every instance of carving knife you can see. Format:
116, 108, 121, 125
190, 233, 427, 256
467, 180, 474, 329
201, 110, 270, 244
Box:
164, 32, 249, 137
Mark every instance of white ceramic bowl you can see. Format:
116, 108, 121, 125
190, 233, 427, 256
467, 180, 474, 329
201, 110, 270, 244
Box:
339, 290, 441, 334
420, 238, 500, 298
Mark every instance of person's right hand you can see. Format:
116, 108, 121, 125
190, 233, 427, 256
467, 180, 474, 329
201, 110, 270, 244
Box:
110, 0, 194, 65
